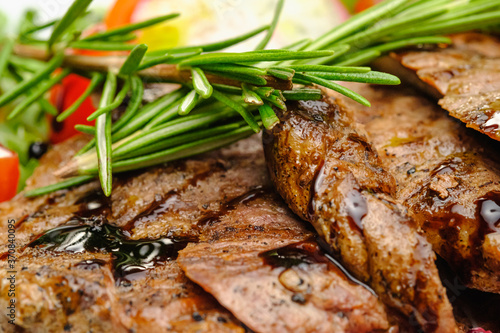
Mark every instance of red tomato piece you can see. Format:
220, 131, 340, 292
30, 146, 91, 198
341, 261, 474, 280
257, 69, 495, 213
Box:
49, 74, 96, 144
0, 146, 20, 202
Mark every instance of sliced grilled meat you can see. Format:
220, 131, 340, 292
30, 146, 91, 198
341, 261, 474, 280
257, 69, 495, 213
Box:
379, 33, 500, 142
335, 82, 500, 295
263, 97, 456, 332
1, 134, 391, 332
178, 190, 389, 333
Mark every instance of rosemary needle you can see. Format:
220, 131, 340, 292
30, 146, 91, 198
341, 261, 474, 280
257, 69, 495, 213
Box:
211, 89, 260, 133
294, 72, 371, 107
87, 78, 131, 121
258, 104, 279, 129
191, 67, 213, 99
48, 0, 92, 49
178, 89, 200, 115
24, 175, 95, 198
0, 38, 14, 77
119, 44, 148, 76
242, 83, 263, 105
0, 52, 64, 107
82, 13, 180, 41
75, 124, 95, 135
8, 68, 70, 119
254, 0, 284, 50
111, 75, 144, 132
95, 72, 116, 196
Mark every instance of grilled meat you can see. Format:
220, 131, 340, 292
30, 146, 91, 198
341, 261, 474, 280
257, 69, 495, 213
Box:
378, 33, 500, 142
1, 135, 390, 332
178, 190, 389, 333
335, 82, 500, 295
263, 97, 456, 332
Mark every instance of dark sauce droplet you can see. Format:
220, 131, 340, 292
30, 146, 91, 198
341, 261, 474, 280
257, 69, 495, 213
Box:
260, 237, 376, 295
27, 217, 194, 285
345, 190, 367, 232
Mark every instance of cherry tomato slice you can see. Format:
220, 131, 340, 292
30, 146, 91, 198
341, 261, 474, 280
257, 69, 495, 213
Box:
0, 146, 20, 202
49, 74, 96, 144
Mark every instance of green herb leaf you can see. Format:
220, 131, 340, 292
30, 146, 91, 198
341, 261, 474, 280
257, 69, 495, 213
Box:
0, 52, 64, 108
212, 89, 261, 133
191, 67, 213, 99
95, 71, 116, 196
178, 89, 200, 115
24, 175, 95, 198
254, 0, 284, 50
119, 44, 148, 76
258, 103, 279, 129
48, 0, 93, 49
82, 13, 180, 41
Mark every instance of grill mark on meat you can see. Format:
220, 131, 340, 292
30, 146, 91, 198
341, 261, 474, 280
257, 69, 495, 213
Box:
263, 96, 456, 332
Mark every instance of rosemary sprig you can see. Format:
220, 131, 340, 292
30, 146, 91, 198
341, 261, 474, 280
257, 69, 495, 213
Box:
2, 0, 498, 197
95, 72, 116, 196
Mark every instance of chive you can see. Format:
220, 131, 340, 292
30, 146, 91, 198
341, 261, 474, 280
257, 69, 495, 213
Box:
178, 50, 335, 67
111, 75, 143, 132
255, 0, 284, 50
95, 71, 116, 197
0, 38, 14, 77
82, 13, 180, 41
258, 104, 279, 129
288, 65, 371, 73
8, 68, 70, 119
48, 0, 93, 49
70, 41, 137, 51
87, 78, 131, 121
306, 71, 400, 85
24, 175, 95, 197
242, 83, 263, 105
191, 67, 213, 99
119, 44, 148, 76
211, 89, 260, 133
178, 89, 200, 115
75, 124, 95, 135
57, 72, 105, 122
282, 89, 322, 101
0, 52, 64, 107
294, 73, 370, 107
